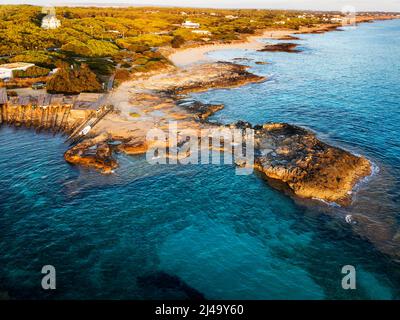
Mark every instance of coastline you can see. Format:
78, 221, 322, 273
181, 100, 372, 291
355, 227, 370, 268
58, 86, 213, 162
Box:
2, 15, 397, 205
166, 15, 397, 66
2, 13, 400, 266
62, 17, 390, 204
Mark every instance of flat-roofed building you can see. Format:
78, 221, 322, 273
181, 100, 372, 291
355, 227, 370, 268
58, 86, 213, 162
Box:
182, 20, 200, 29
0, 62, 35, 79
41, 14, 61, 29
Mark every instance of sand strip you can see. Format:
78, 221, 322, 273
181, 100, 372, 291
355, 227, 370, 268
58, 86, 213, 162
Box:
167, 30, 295, 66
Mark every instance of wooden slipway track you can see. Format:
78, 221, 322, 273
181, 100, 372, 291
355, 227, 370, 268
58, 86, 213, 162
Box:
0, 103, 114, 144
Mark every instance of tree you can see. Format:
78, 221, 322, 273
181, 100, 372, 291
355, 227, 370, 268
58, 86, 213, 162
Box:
61, 40, 92, 56
77, 63, 102, 92
47, 63, 102, 94
13, 66, 50, 78
171, 35, 185, 48
114, 68, 130, 82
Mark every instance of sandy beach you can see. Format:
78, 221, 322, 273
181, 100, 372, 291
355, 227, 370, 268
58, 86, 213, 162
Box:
167, 29, 295, 66
166, 23, 347, 66
166, 15, 397, 66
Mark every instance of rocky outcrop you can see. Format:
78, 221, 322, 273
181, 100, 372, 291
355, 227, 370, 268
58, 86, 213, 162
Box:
158, 62, 266, 94
178, 101, 224, 120
64, 133, 118, 174
65, 120, 372, 206
60, 61, 371, 206
247, 122, 371, 205
259, 43, 301, 53
277, 35, 301, 40
299, 24, 342, 34
117, 138, 148, 155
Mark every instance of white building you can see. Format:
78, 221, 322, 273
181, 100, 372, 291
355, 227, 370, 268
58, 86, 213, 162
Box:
41, 14, 61, 29
182, 20, 200, 29
0, 62, 35, 79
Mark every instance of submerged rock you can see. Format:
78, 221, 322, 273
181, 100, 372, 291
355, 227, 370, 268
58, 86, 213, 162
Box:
137, 271, 205, 300
277, 35, 301, 40
259, 43, 301, 53
179, 101, 224, 120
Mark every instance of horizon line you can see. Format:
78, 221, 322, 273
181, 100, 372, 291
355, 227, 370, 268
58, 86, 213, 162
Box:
1, 2, 399, 13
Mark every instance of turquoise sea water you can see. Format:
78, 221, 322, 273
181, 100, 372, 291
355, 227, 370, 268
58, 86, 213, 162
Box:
1, 20, 400, 299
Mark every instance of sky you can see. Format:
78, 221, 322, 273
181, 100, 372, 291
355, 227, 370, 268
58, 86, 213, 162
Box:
0, 0, 399, 12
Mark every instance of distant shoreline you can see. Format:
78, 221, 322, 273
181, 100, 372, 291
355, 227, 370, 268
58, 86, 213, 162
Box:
166, 15, 398, 66
10, 3, 400, 13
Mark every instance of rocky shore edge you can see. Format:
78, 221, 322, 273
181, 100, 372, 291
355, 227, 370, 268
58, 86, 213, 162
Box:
61, 15, 400, 206
63, 61, 372, 206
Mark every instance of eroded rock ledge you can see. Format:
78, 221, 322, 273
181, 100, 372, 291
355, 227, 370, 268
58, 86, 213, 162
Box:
65, 120, 372, 205
259, 43, 301, 53
63, 61, 371, 205
238, 122, 371, 205
64, 133, 118, 174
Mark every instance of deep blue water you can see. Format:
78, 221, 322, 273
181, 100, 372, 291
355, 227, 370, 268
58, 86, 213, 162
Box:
1, 20, 400, 300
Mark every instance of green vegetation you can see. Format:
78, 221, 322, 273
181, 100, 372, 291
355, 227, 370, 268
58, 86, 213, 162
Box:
46, 63, 102, 94
9, 51, 60, 68
171, 35, 185, 48
13, 65, 50, 78
0, 5, 337, 92
61, 39, 119, 57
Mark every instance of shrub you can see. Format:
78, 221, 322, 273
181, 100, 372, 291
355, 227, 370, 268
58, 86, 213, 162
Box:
13, 66, 50, 78
86, 59, 115, 76
114, 69, 130, 81
171, 35, 185, 48
86, 40, 119, 57
10, 51, 56, 68
47, 63, 102, 94
61, 40, 92, 56
121, 62, 131, 68
120, 34, 173, 47
133, 57, 148, 65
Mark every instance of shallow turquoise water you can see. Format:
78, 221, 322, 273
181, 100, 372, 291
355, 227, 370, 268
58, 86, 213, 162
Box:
1, 20, 400, 299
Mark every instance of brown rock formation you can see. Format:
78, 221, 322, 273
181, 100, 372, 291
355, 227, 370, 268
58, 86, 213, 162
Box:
118, 138, 148, 155
250, 123, 371, 205
160, 62, 266, 94
60, 60, 371, 205
259, 43, 301, 53
277, 35, 301, 40
178, 101, 224, 120
64, 133, 118, 174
